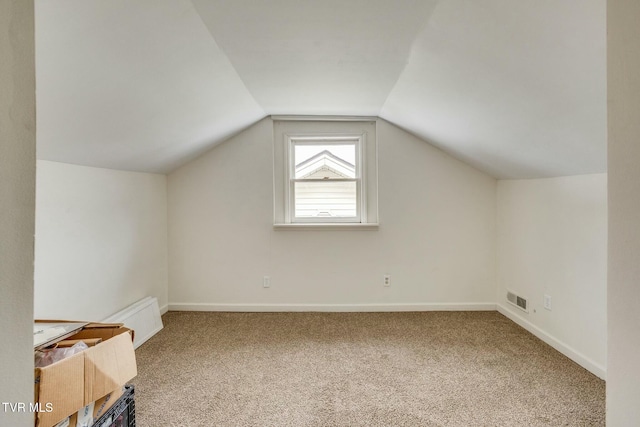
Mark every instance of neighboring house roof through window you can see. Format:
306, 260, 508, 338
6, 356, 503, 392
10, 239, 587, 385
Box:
296, 150, 355, 179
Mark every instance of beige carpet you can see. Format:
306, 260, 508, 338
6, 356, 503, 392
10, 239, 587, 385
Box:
133, 311, 604, 426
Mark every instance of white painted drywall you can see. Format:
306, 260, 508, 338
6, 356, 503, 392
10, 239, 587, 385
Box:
35, 0, 265, 173
35, 1, 605, 180
497, 175, 607, 377
381, 0, 606, 179
168, 118, 497, 309
607, 0, 640, 423
192, 0, 437, 116
34, 161, 168, 321
0, 1, 36, 425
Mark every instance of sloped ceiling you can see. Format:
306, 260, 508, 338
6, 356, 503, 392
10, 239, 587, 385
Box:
191, 0, 438, 116
35, 0, 606, 178
381, 0, 607, 178
35, 0, 265, 173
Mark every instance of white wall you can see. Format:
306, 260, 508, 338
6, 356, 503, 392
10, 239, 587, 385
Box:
34, 161, 168, 321
607, 0, 640, 423
168, 118, 497, 310
497, 175, 607, 378
0, 1, 36, 426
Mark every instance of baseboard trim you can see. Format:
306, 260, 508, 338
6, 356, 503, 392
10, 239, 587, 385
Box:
168, 302, 496, 312
159, 304, 169, 315
496, 304, 606, 380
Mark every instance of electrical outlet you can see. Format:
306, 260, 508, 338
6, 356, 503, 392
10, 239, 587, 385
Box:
263, 276, 270, 288
383, 275, 391, 287
543, 294, 552, 311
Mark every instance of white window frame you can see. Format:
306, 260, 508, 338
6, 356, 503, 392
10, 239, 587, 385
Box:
273, 117, 379, 230
286, 134, 365, 224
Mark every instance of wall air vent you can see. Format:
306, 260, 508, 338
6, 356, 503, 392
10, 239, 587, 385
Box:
506, 290, 528, 313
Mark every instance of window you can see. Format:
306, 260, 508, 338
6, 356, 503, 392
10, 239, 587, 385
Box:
273, 118, 378, 229
288, 136, 361, 222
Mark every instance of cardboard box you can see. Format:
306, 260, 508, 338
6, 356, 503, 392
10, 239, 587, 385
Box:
34, 322, 137, 427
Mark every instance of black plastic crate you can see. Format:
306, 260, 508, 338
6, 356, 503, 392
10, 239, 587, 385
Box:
93, 385, 135, 427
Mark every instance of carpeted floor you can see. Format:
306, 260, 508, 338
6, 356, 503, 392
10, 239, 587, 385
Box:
132, 311, 604, 426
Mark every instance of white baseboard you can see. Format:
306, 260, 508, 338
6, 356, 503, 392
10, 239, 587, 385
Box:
159, 304, 169, 315
496, 304, 606, 380
168, 302, 496, 312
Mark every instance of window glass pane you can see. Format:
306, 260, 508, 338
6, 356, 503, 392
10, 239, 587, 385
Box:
294, 181, 357, 218
294, 143, 356, 179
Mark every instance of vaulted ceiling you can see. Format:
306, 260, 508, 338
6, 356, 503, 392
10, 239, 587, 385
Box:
35, 0, 606, 179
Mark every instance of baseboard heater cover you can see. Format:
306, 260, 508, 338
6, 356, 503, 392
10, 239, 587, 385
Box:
103, 296, 163, 349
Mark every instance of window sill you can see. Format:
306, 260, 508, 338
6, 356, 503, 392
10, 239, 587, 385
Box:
273, 223, 379, 231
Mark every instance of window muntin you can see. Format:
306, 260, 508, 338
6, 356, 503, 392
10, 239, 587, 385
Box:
287, 136, 363, 223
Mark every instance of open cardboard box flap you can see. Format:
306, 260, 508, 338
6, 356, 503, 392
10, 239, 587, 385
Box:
34, 321, 137, 427
35, 320, 135, 340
